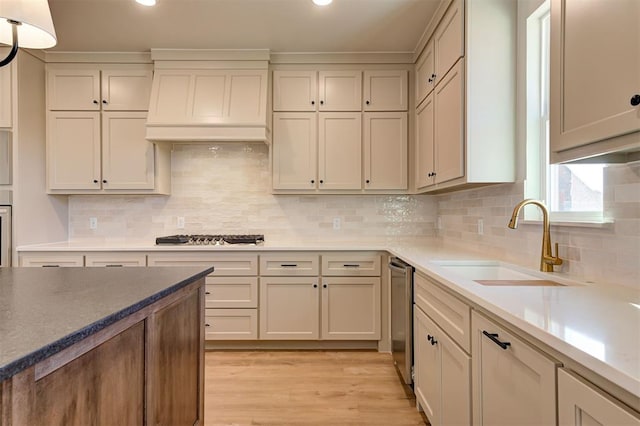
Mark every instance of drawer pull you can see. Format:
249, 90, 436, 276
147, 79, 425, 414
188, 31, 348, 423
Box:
105, 264, 123, 267
343, 264, 360, 268
42, 265, 60, 267
205, 291, 211, 295
280, 264, 298, 267
205, 323, 211, 327
427, 335, 438, 345
482, 331, 511, 350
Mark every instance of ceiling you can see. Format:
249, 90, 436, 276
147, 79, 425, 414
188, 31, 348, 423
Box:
46, 0, 441, 53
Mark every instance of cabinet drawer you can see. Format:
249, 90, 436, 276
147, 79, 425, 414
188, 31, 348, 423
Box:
205, 277, 258, 308
414, 271, 471, 352
321, 253, 381, 276
147, 253, 258, 276
19, 253, 84, 267
260, 253, 319, 276
85, 252, 147, 267
205, 309, 258, 340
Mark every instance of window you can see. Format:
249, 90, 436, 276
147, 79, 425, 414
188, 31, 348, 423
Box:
524, 1, 606, 223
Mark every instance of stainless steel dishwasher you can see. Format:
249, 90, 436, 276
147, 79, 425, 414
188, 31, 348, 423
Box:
389, 256, 414, 386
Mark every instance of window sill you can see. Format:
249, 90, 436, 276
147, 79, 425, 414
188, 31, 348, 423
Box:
521, 219, 614, 229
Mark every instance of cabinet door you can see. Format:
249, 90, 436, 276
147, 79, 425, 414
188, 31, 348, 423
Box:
472, 311, 559, 426
205, 308, 258, 340
321, 277, 380, 340
363, 112, 407, 190
259, 277, 319, 339
84, 252, 147, 267
415, 92, 435, 190
272, 112, 317, 190
363, 70, 408, 111
47, 111, 101, 190
415, 40, 435, 107
273, 70, 317, 111
318, 71, 362, 111
227, 70, 268, 124
414, 306, 441, 425
205, 276, 258, 309
434, 0, 464, 83
101, 112, 155, 190
0, 54, 12, 127
558, 369, 640, 426
101, 68, 152, 111
19, 252, 84, 267
434, 59, 464, 185
47, 69, 101, 111
550, 0, 640, 153
440, 324, 471, 426
318, 112, 362, 190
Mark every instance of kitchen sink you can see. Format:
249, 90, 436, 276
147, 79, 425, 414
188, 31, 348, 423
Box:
431, 260, 571, 286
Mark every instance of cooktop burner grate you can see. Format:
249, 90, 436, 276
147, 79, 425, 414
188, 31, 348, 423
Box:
155, 234, 265, 245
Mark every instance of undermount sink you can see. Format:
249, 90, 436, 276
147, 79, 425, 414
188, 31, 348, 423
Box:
431, 260, 570, 287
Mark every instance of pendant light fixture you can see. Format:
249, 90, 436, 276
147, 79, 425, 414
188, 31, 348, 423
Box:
136, 0, 157, 6
312, 0, 333, 6
0, 0, 57, 67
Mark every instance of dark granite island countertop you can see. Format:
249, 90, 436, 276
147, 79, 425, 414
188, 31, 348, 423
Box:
0, 266, 213, 382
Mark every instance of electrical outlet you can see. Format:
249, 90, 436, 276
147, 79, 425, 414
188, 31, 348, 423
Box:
333, 217, 341, 230
477, 218, 484, 235
177, 216, 185, 229
89, 217, 98, 230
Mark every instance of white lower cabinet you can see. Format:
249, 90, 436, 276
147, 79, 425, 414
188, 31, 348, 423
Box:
413, 274, 471, 426
472, 311, 560, 426
84, 252, 146, 267
259, 276, 320, 340
558, 369, 640, 426
19, 252, 84, 267
205, 309, 258, 340
321, 277, 380, 340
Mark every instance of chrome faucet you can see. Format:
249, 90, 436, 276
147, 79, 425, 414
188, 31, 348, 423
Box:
508, 199, 563, 272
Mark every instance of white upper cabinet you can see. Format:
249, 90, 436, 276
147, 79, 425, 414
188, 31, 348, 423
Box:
272, 112, 317, 190
416, 92, 435, 190
47, 69, 101, 111
415, 40, 436, 107
363, 112, 408, 190
433, 0, 464, 83
147, 69, 267, 125
273, 70, 317, 111
318, 71, 362, 111
550, 0, 640, 162
101, 69, 153, 111
363, 70, 408, 111
318, 112, 362, 190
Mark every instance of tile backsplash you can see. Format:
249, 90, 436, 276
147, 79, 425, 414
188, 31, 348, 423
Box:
69, 143, 437, 244
68, 144, 639, 289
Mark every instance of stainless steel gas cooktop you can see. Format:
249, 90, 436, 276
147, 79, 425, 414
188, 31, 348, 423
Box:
155, 234, 265, 246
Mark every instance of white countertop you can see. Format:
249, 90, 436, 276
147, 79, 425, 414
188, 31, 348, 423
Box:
17, 238, 640, 399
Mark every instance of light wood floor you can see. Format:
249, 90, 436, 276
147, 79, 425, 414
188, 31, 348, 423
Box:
204, 350, 427, 426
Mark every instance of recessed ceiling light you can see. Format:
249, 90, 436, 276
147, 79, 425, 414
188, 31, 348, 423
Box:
313, 0, 332, 6
136, 0, 156, 6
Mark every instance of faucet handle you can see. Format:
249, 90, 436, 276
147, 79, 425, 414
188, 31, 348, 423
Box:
551, 242, 564, 266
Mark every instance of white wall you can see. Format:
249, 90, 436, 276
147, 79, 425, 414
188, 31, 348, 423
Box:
68, 143, 437, 244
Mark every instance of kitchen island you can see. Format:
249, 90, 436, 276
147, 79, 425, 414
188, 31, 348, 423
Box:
0, 266, 213, 425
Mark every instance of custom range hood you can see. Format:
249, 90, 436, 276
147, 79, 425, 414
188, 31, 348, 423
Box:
145, 49, 270, 143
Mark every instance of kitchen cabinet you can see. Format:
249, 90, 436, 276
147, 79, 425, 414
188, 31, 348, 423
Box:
413, 271, 471, 425
414, 305, 471, 426
363, 70, 408, 112
46, 63, 170, 194
272, 68, 409, 193
19, 252, 84, 267
414, 0, 516, 193
558, 369, 640, 426
472, 311, 560, 426
550, 0, 640, 163
363, 112, 408, 190
0, 52, 12, 128
148, 252, 259, 341
318, 112, 362, 190
84, 252, 146, 267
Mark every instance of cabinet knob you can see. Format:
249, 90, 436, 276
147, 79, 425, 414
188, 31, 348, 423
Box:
92, 100, 98, 104
319, 179, 324, 184
311, 179, 315, 184
320, 100, 324, 105
323, 284, 327, 288
311, 100, 315, 105
93, 179, 99, 183
205, 291, 210, 295
428, 77, 433, 83
366, 100, 370, 105
631, 94, 640, 106
205, 323, 211, 327
313, 284, 318, 288
102, 179, 107, 184
102, 100, 108, 104
365, 179, 370, 184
